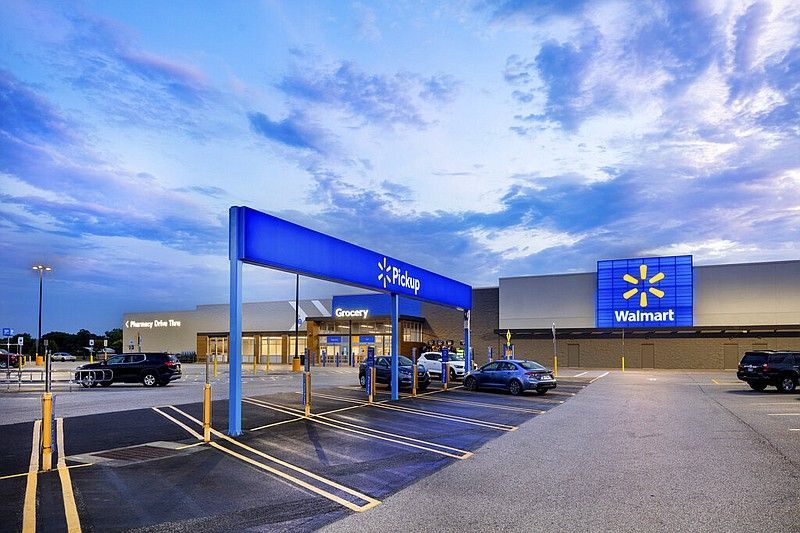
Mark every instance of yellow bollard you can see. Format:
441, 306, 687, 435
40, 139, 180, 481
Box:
304, 372, 311, 417
253, 355, 257, 376
89, 352, 93, 363
36, 353, 43, 366
554, 356, 558, 377
621, 356, 625, 373
203, 384, 212, 443
412, 364, 417, 397
41, 393, 53, 471
292, 356, 301, 373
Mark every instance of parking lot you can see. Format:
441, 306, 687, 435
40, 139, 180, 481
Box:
1, 366, 797, 532
0, 366, 595, 531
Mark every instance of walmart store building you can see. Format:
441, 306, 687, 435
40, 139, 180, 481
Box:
123, 257, 800, 370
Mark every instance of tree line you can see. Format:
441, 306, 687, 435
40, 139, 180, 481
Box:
2, 328, 123, 357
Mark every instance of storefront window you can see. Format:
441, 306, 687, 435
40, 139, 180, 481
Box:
402, 322, 422, 342
260, 336, 282, 356
242, 337, 255, 357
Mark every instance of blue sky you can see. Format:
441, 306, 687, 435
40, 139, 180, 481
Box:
1, 0, 798, 334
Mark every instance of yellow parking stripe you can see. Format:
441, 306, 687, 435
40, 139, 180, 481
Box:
22, 419, 40, 533
314, 392, 516, 431
0, 463, 91, 482
156, 406, 380, 512
56, 418, 82, 532
244, 398, 472, 459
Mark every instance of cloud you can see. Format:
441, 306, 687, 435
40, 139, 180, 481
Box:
248, 111, 329, 153
0, 70, 226, 253
277, 60, 460, 127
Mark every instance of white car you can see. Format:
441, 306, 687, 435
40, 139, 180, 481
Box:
416, 351, 466, 380
51, 352, 77, 362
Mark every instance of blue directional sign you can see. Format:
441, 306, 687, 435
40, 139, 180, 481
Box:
2, 328, 13, 337
441, 347, 449, 383
233, 207, 472, 310
365, 346, 375, 397
597, 255, 693, 328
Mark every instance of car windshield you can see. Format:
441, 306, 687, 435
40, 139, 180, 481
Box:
741, 353, 768, 365
518, 361, 546, 371
398, 356, 413, 365
449, 354, 464, 361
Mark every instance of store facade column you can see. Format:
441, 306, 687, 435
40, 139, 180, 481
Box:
390, 292, 399, 400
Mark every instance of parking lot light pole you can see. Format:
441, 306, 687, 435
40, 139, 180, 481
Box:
33, 264, 53, 470
33, 265, 52, 367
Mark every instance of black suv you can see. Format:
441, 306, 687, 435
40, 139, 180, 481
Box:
737, 350, 799, 392
75, 353, 182, 388
359, 355, 430, 391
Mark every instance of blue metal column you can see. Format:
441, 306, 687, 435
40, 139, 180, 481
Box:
464, 310, 471, 374
390, 292, 399, 400
228, 207, 243, 436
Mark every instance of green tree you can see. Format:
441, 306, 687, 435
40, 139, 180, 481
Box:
104, 328, 123, 353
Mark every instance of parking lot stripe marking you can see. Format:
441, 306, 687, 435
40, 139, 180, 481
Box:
22, 419, 40, 533
573, 371, 588, 377
589, 371, 610, 383
152, 407, 204, 440
313, 393, 517, 431
56, 418, 82, 532
409, 395, 545, 414
244, 398, 472, 459
767, 413, 800, 416
163, 406, 381, 512
790, 429, 799, 432
753, 402, 799, 405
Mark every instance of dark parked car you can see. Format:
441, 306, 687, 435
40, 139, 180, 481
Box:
75, 352, 181, 388
359, 355, 430, 391
737, 350, 799, 392
464, 360, 557, 396
0, 349, 19, 369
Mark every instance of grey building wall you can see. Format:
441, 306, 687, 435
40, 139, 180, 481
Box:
499, 273, 595, 329
123, 299, 331, 353
694, 261, 800, 326
499, 260, 800, 330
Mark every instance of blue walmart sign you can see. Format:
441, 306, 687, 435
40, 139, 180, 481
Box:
597, 255, 693, 328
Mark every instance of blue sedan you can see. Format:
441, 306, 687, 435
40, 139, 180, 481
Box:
463, 360, 557, 396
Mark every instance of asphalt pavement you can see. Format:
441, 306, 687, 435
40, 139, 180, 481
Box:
323, 370, 800, 532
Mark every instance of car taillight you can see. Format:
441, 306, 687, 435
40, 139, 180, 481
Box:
164, 361, 176, 367
762, 363, 768, 371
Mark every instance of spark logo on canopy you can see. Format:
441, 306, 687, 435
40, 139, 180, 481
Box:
377, 257, 421, 295
596, 256, 693, 328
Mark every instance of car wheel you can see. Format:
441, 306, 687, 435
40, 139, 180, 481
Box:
418, 384, 429, 392
508, 379, 523, 396
0, 361, 7, 369
142, 372, 158, 387
535, 389, 548, 395
449, 368, 457, 381
81, 372, 95, 388
464, 376, 478, 391
359, 373, 366, 388
748, 382, 767, 391
777, 376, 797, 393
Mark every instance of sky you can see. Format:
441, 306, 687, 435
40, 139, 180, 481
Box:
1, 0, 798, 335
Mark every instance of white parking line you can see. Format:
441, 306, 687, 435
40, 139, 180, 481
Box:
767, 413, 800, 416
590, 371, 610, 383
573, 371, 588, 377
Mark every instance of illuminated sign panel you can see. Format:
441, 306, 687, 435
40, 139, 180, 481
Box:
236, 207, 471, 310
597, 255, 693, 328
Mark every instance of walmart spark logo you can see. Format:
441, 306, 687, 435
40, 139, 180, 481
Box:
622, 264, 665, 308
376, 257, 421, 294
377, 257, 392, 289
